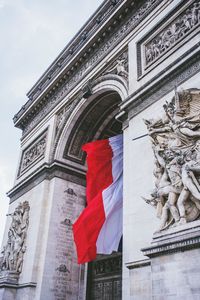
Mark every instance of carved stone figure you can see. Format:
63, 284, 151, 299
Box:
144, 88, 200, 232
104, 52, 128, 79
0, 201, 30, 274
20, 134, 47, 173
145, 1, 200, 65
106, 59, 128, 78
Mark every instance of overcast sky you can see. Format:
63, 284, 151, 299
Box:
0, 0, 102, 246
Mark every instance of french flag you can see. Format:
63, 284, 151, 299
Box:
73, 134, 123, 264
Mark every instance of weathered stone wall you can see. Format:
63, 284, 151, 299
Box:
39, 178, 86, 300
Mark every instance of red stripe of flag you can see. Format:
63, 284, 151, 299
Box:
73, 139, 113, 264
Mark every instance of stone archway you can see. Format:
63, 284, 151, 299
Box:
54, 74, 128, 166
53, 76, 127, 300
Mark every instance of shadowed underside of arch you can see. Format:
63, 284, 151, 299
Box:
63, 90, 122, 165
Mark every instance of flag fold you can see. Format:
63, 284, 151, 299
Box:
73, 134, 123, 264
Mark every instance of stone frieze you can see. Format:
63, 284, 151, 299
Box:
19, 130, 47, 176
145, 0, 200, 67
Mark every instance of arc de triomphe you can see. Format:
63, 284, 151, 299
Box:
1, 0, 200, 299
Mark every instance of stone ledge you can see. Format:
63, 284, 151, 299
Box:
0, 282, 37, 289
141, 220, 200, 258
126, 259, 151, 270
7, 161, 86, 203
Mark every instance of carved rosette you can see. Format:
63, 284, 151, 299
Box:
0, 201, 30, 275
144, 88, 200, 232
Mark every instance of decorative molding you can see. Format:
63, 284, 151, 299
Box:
126, 259, 151, 270
142, 221, 200, 257
49, 95, 81, 163
136, 0, 200, 80
55, 97, 80, 137
18, 130, 48, 177
13, 0, 163, 137
26, 0, 124, 102
8, 161, 86, 203
0, 282, 36, 289
50, 74, 124, 163
142, 236, 200, 258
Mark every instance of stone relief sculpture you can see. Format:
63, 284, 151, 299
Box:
145, 1, 200, 65
104, 51, 128, 79
105, 59, 128, 78
21, 135, 46, 172
144, 88, 200, 232
0, 201, 30, 273
19, 131, 47, 176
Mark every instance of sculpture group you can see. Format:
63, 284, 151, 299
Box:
145, 1, 200, 65
144, 88, 200, 232
0, 201, 30, 273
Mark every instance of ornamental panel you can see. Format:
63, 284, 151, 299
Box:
137, 0, 200, 77
18, 129, 48, 176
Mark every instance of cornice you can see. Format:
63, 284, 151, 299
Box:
141, 221, 200, 258
27, 0, 124, 101
7, 161, 86, 203
13, 0, 126, 126
13, 0, 163, 137
126, 259, 151, 270
142, 235, 200, 258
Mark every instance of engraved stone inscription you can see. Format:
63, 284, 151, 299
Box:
49, 183, 86, 300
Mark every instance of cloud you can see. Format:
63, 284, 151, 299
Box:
0, 0, 102, 246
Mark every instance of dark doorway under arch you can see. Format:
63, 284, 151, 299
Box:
86, 250, 122, 300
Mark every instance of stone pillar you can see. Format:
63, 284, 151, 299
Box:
0, 164, 86, 300
142, 220, 200, 300
38, 177, 86, 300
